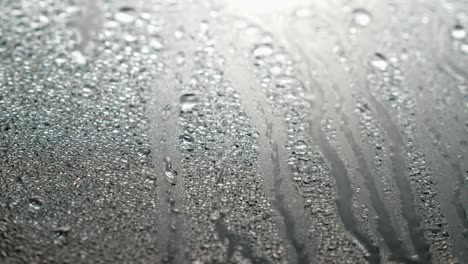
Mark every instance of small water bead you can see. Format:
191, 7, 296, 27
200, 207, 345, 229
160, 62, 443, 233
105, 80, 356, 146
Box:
450, 24, 466, 40
370, 53, 389, 71
180, 93, 199, 112
352, 8, 372, 27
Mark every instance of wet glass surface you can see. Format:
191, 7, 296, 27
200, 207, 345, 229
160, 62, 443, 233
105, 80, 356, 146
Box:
0, 0, 467, 263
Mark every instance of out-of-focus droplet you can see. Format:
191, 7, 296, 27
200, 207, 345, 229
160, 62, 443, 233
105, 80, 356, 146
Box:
174, 28, 184, 39
180, 93, 199, 112
176, 51, 185, 65
150, 37, 164, 50
124, 34, 137, 42
71, 50, 87, 65
294, 8, 312, 18
253, 44, 273, 57
460, 43, 468, 54
352, 8, 372, 27
450, 24, 466, 39
115, 6, 136, 24
55, 58, 67, 66
370, 53, 389, 71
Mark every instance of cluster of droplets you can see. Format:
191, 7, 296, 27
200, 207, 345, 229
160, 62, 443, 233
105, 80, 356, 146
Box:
368, 52, 457, 263
175, 22, 286, 263
0, 1, 167, 262
240, 24, 371, 263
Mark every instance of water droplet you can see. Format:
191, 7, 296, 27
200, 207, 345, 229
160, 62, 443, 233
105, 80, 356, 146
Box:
179, 134, 195, 151
352, 8, 372, 27
210, 210, 220, 221
162, 104, 172, 119
115, 7, 136, 24
164, 157, 177, 185
460, 43, 468, 54
370, 53, 389, 71
71, 50, 87, 65
180, 93, 199, 112
174, 28, 184, 39
55, 58, 67, 66
253, 44, 274, 58
294, 8, 312, 17
124, 34, 137, 42
176, 51, 185, 65
29, 196, 44, 210
450, 24, 466, 40
150, 37, 164, 50
138, 148, 151, 155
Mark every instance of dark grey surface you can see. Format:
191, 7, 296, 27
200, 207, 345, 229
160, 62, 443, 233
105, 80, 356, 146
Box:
0, 0, 467, 263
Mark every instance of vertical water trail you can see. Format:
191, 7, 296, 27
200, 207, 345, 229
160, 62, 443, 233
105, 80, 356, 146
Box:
265, 117, 310, 264
173, 18, 287, 263
364, 54, 456, 262
229, 19, 379, 262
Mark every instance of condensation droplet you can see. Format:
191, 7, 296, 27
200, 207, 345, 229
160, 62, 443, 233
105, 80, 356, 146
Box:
370, 53, 389, 71
460, 43, 468, 54
29, 196, 44, 210
450, 24, 466, 40
71, 50, 87, 65
180, 93, 199, 112
179, 134, 195, 151
253, 44, 273, 57
294, 8, 312, 18
174, 28, 184, 39
164, 157, 177, 185
115, 7, 136, 24
150, 37, 164, 50
138, 148, 151, 155
352, 8, 372, 27
176, 51, 185, 65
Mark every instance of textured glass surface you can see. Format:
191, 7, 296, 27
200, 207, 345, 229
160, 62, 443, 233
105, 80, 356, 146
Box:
0, 0, 467, 263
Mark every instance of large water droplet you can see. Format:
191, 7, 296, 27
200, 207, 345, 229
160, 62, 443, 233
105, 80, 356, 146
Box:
164, 157, 177, 185
180, 93, 199, 112
352, 8, 372, 27
370, 53, 389, 71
